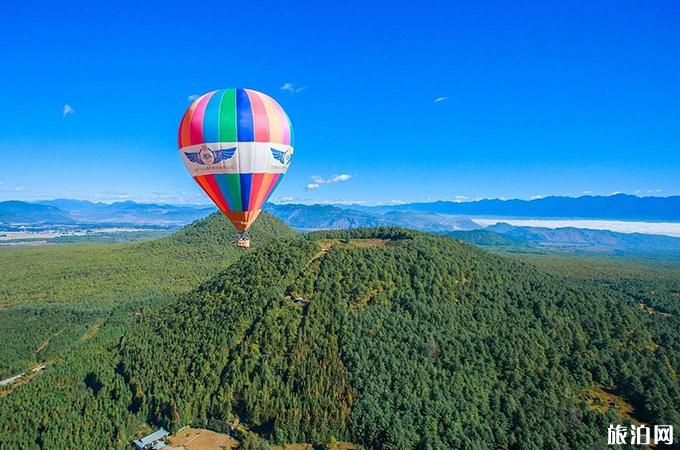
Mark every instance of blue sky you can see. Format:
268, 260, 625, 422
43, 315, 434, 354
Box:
0, 0, 678, 205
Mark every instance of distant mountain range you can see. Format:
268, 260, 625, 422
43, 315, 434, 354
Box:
3, 194, 678, 226
0, 201, 74, 224
263, 203, 479, 232
265, 203, 680, 257
0, 200, 215, 226
2, 195, 680, 256
345, 194, 680, 221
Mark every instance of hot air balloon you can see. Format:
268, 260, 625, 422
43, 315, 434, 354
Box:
178, 88, 294, 248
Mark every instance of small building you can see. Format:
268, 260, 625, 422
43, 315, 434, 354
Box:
134, 428, 170, 450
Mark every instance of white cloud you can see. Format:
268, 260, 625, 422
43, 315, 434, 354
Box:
12, 186, 26, 192
582, 190, 593, 195
62, 104, 75, 118
452, 195, 468, 203
311, 174, 354, 185
281, 82, 306, 93
647, 188, 662, 193
434, 97, 448, 103
530, 194, 545, 200
330, 174, 352, 183
187, 94, 200, 101
305, 174, 353, 190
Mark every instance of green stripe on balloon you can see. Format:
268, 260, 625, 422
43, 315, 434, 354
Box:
215, 173, 243, 212
218, 89, 237, 142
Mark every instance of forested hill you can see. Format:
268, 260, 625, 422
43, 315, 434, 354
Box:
143, 210, 295, 256
0, 212, 293, 381
116, 228, 680, 449
0, 212, 293, 309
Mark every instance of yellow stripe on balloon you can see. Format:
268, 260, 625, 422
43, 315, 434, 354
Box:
259, 93, 283, 145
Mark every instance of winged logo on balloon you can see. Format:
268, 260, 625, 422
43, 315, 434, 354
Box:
271, 148, 292, 165
185, 145, 237, 165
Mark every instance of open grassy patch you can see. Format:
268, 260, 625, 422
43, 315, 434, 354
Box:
166, 427, 238, 450
579, 386, 635, 421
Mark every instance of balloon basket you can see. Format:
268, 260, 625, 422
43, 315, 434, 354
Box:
236, 232, 251, 249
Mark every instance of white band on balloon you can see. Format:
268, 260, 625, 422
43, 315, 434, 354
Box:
179, 142, 294, 176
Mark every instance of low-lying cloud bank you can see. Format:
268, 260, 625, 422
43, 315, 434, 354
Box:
474, 218, 680, 238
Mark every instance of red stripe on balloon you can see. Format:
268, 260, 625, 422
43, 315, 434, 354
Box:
245, 89, 270, 143
194, 174, 230, 212
179, 105, 194, 148
247, 173, 265, 211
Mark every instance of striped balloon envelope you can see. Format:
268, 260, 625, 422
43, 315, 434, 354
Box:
178, 88, 293, 232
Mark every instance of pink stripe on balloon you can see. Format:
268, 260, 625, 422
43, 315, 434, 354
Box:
245, 89, 270, 143
190, 92, 215, 145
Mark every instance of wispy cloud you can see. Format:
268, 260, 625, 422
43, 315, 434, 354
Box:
281, 82, 306, 93
582, 190, 593, 195
306, 174, 354, 190
317, 174, 351, 184
434, 96, 448, 103
187, 94, 200, 101
62, 104, 75, 118
530, 194, 545, 200
313, 174, 353, 184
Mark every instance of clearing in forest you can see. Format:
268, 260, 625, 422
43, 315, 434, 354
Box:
638, 303, 673, 317
166, 427, 238, 450
317, 237, 407, 250
307, 237, 408, 264
580, 386, 635, 420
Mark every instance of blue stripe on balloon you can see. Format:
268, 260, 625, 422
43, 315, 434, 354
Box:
240, 173, 252, 211
202, 90, 224, 143
236, 89, 254, 142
